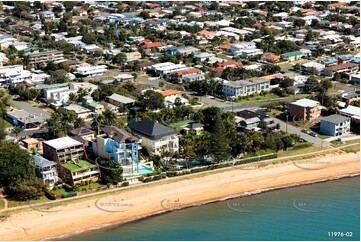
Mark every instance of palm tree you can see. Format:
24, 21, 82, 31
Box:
102, 109, 117, 126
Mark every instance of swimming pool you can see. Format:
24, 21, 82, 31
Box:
139, 165, 154, 175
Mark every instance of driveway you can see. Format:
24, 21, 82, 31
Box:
10, 99, 51, 120
275, 118, 329, 147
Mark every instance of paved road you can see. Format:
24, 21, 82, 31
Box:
10, 99, 51, 120
275, 118, 329, 147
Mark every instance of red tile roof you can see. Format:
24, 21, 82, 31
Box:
210, 61, 243, 72
174, 68, 202, 76
160, 90, 181, 97
142, 42, 166, 49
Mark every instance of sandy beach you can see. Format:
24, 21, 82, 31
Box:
0, 152, 359, 241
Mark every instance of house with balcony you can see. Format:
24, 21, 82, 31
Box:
290, 98, 321, 121
43, 136, 100, 185
96, 126, 140, 176
129, 119, 179, 155
34, 154, 58, 189
320, 114, 351, 136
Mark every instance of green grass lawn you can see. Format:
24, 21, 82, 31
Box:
170, 120, 192, 130
0, 199, 4, 209
278, 143, 322, 157
1, 119, 13, 128
331, 139, 360, 147
340, 144, 360, 153
7, 196, 50, 208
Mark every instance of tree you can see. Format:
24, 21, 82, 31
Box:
6, 179, 46, 201
112, 53, 127, 65
63, 1, 76, 12
293, 19, 306, 29
97, 158, 123, 185
138, 90, 165, 110
139, 11, 151, 19
206, 116, 230, 162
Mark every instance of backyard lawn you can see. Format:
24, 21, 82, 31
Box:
170, 120, 192, 130
1, 119, 13, 128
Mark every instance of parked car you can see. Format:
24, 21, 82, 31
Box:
310, 132, 318, 137
301, 129, 310, 134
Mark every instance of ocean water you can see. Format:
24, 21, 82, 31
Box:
66, 176, 360, 241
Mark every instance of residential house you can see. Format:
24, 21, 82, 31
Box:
114, 74, 135, 82
65, 104, 92, 119
96, 126, 140, 175
229, 42, 257, 56
0, 52, 8, 66
290, 98, 321, 121
6, 110, 45, 130
197, 30, 215, 39
39, 11, 55, 20
320, 114, 351, 136
160, 90, 189, 108
328, 2, 348, 9
322, 63, 360, 77
338, 54, 354, 64
22, 138, 41, 151
107, 93, 135, 108
339, 105, 360, 125
182, 122, 204, 135
128, 119, 179, 155
281, 50, 303, 61
194, 52, 216, 62
43, 136, 100, 185
43, 82, 98, 103
70, 127, 96, 148
301, 62, 325, 74
82, 95, 105, 114
170, 68, 203, 82
222, 77, 271, 97
339, 91, 360, 105
321, 57, 338, 66
0, 35, 17, 49
34, 154, 59, 189
126, 51, 142, 61
210, 60, 243, 72
262, 53, 280, 63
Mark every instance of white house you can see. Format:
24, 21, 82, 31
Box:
320, 114, 351, 136
73, 65, 107, 77
0, 52, 9, 66
230, 42, 258, 56
223, 78, 271, 97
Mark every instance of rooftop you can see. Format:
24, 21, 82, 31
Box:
321, 114, 350, 124
108, 93, 135, 104
34, 155, 56, 168
61, 160, 96, 172
43, 136, 83, 150
291, 98, 319, 108
128, 119, 177, 140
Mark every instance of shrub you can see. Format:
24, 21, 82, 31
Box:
62, 191, 77, 198
44, 190, 56, 200
121, 181, 129, 187
62, 184, 73, 192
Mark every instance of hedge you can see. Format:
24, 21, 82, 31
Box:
62, 184, 73, 192
62, 191, 77, 198
143, 173, 166, 183
234, 153, 277, 166
121, 181, 129, 187
45, 190, 56, 200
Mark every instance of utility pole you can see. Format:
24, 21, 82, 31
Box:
286, 115, 289, 133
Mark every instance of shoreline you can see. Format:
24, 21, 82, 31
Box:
0, 152, 359, 241
51, 173, 360, 241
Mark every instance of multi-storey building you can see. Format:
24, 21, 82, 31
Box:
73, 65, 107, 77
129, 119, 179, 155
290, 98, 321, 121
34, 155, 58, 189
222, 77, 271, 97
43, 136, 99, 185
26, 50, 64, 64
320, 114, 351, 136
96, 126, 140, 175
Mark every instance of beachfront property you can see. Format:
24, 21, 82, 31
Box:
96, 126, 140, 175
222, 77, 271, 97
43, 136, 100, 184
289, 98, 321, 121
34, 154, 59, 189
339, 105, 360, 125
320, 114, 351, 136
129, 119, 179, 155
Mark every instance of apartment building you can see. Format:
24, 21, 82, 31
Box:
320, 114, 351, 136
43, 136, 100, 185
73, 65, 107, 77
129, 119, 179, 155
26, 50, 64, 64
229, 42, 258, 56
222, 77, 271, 97
43, 82, 98, 103
290, 98, 321, 121
96, 126, 140, 175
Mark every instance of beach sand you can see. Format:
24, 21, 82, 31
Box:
0, 152, 359, 241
